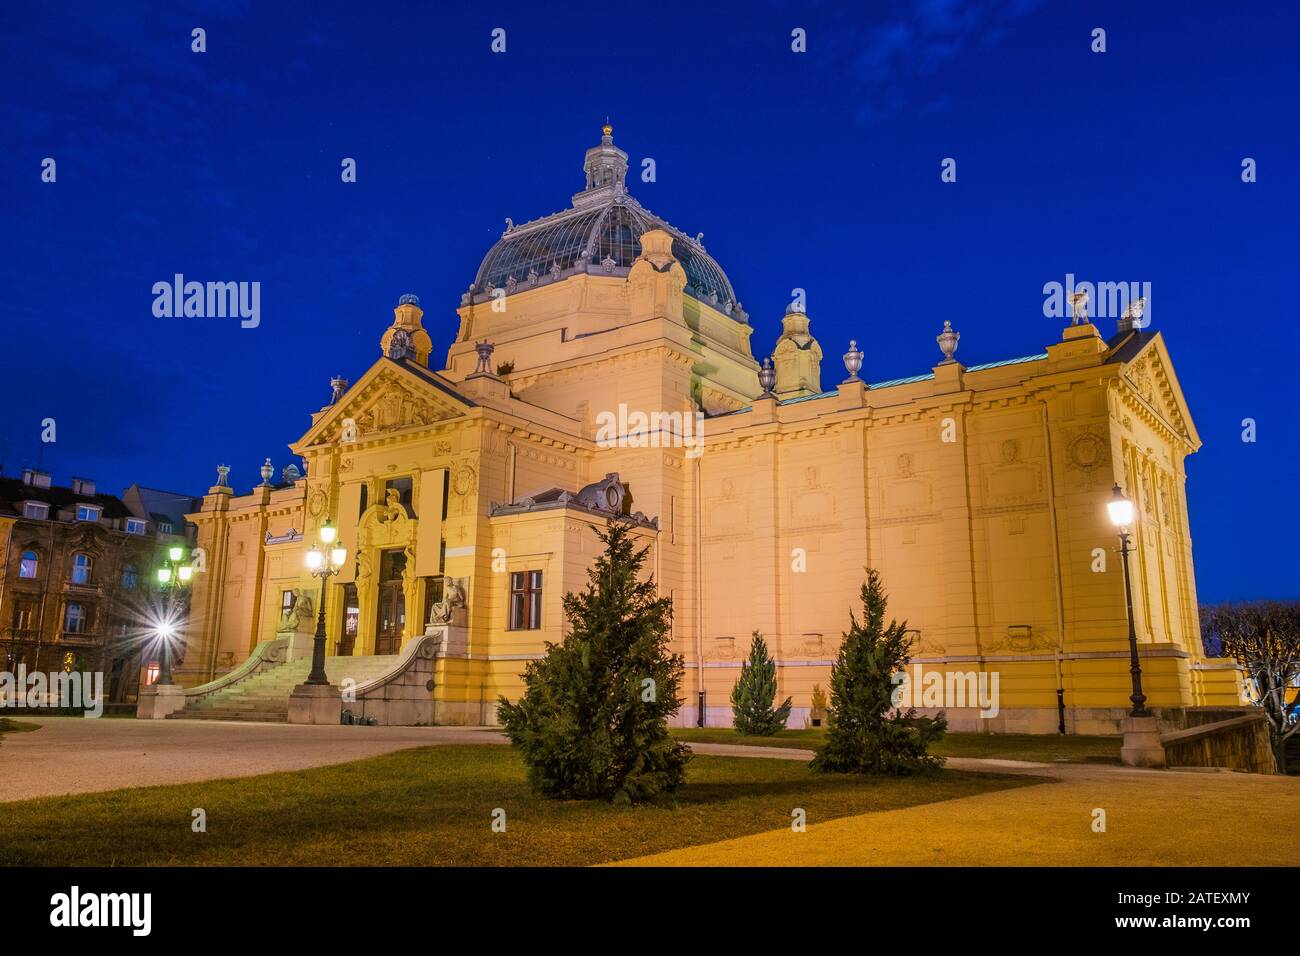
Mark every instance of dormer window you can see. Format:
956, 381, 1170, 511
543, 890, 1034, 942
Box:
76, 505, 102, 522
159, 521, 174, 535
125, 518, 147, 535
22, 501, 49, 520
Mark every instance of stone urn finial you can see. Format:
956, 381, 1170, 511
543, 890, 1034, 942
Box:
216, 464, 230, 487
937, 320, 960, 364
473, 340, 495, 376
758, 357, 777, 397
843, 339, 864, 381
260, 458, 274, 485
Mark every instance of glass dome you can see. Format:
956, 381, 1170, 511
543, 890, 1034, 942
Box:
469, 127, 742, 319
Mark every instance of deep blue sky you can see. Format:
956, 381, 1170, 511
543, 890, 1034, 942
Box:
1, 0, 1296, 602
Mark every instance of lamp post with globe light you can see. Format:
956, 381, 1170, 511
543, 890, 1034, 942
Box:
1108, 483, 1165, 767
1106, 483, 1148, 717
303, 519, 347, 686
154, 544, 198, 686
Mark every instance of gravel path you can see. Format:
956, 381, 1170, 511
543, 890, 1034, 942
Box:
621, 743, 1300, 866
0, 717, 509, 802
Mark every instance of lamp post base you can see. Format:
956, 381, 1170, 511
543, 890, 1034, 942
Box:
1120, 715, 1166, 768
136, 683, 187, 720
288, 682, 343, 725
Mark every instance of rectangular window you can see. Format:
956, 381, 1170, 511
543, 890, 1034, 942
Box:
281, 590, 295, 613
23, 502, 49, 520
159, 522, 173, 534
125, 518, 147, 534
65, 603, 86, 634
70, 553, 94, 585
76, 505, 102, 522
12, 599, 38, 631
508, 570, 543, 630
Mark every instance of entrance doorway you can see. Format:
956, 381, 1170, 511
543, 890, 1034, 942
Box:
375, 550, 406, 655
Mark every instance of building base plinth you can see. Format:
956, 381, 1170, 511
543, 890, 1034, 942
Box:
288, 682, 342, 724
1121, 715, 1166, 768
136, 683, 187, 719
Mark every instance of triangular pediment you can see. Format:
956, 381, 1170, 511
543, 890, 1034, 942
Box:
1118, 333, 1200, 449
295, 358, 473, 451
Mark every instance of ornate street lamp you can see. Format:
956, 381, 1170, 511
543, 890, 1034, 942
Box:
303, 519, 347, 686
1108, 483, 1149, 717
154, 544, 199, 686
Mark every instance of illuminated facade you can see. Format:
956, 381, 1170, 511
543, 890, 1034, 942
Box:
177, 127, 1242, 731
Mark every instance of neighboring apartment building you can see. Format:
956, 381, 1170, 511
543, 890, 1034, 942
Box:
0, 468, 199, 703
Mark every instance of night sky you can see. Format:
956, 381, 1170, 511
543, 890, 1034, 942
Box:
1, 0, 1296, 602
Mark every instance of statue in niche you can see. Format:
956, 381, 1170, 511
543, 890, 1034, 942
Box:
427, 577, 468, 626
277, 588, 315, 633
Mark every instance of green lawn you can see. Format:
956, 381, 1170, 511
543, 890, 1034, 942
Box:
0, 745, 1041, 866
673, 728, 1122, 764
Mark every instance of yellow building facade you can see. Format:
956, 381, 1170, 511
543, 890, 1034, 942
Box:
179, 127, 1242, 732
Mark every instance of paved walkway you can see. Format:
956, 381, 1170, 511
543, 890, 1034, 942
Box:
0, 717, 509, 802
619, 743, 1300, 866
7, 722, 1298, 866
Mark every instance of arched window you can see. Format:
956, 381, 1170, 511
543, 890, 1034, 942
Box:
19, 549, 39, 578
70, 552, 94, 585
121, 564, 138, 589
64, 603, 85, 633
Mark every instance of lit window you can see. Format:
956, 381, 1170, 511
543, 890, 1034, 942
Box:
64, 602, 85, 633
122, 564, 138, 589
23, 502, 49, 520
125, 518, 147, 535
19, 550, 39, 579
508, 570, 543, 630
70, 552, 94, 585
76, 505, 102, 522
159, 522, 174, 534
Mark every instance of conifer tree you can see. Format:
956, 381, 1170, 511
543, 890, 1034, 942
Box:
498, 518, 690, 803
811, 569, 947, 775
730, 630, 792, 735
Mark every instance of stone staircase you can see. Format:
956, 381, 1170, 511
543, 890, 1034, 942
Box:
167, 656, 401, 723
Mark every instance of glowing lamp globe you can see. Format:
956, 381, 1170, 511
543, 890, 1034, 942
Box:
305, 546, 324, 571
157, 567, 172, 585
178, 564, 194, 583
330, 546, 347, 568
318, 520, 337, 545
1107, 484, 1135, 529
168, 545, 184, 562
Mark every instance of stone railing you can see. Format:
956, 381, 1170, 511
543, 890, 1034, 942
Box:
1160, 711, 1276, 774
184, 637, 289, 703
346, 630, 443, 726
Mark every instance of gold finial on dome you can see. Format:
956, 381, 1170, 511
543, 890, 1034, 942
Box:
602, 117, 613, 137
